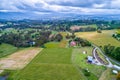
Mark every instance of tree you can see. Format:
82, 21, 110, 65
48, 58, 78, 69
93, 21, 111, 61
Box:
112, 47, 120, 61
0, 41, 1, 45
71, 32, 76, 39
54, 34, 63, 42
66, 34, 70, 39
97, 29, 102, 33
104, 44, 115, 55
116, 73, 120, 80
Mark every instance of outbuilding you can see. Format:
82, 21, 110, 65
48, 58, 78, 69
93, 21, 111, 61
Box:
70, 41, 76, 47
112, 70, 118, 74
87, 56, 93, 63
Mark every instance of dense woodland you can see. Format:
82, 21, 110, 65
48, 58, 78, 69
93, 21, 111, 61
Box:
0, 30, 63, 47
104, 44, 120, 61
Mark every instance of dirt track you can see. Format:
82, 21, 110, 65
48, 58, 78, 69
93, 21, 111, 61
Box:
0, 48, 42, 70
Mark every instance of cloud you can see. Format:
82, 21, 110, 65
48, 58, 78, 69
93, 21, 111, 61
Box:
111, 0, 120, 9
0, 0, 120, 15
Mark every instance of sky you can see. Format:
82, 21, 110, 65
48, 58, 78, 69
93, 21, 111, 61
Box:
0, 0, 120, 18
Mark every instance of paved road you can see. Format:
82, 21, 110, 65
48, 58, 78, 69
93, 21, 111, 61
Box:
92, 47, 113, 67
92, 48, 102, 65
92, 44, 120, 66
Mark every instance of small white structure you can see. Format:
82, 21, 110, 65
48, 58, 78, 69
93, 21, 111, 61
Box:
112, 70, 118, 74
113, 65, 120, 70
83, 51, 87, 54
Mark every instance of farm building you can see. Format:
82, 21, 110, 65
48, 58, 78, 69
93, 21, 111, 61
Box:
70, 41, 77, 47
87, 56, 94, 63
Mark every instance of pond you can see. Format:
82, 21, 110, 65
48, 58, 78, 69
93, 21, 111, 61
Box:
0, 76, 7, 80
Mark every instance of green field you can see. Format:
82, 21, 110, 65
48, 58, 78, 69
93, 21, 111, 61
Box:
82, 24, 97, 28
116, 29, 120, 34
72, 47, 106, 80
0, 43, 18, 58
75, 30, 120, 47
44, 40, 67, 48
44, 42, 60, 48
99, 68, 116, 80
8, 48, 85, 80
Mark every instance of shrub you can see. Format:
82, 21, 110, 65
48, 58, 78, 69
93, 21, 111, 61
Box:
116, 73, 120, 80
83, 69, 91, 76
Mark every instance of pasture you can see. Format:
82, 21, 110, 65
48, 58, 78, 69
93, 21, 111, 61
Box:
8, 48, 85, 80
0, 44, 18, 58
75, 30, 120, 47
44, 42, 60, 48
44, 40, 67, 48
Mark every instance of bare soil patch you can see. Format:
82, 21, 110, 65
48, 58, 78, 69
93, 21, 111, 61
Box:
0, 48, 42, 70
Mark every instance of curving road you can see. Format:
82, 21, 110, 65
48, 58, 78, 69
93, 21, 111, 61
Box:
92, 47, 113, 68
92, 44, 120, 66
92, 47, 102, 65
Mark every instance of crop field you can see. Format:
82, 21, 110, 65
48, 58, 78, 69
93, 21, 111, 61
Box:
8, 48, 85, 80
75, 30, 120, 47
0, 44, 18, 58
72, 47, 106, 80
0, 47, 42, 69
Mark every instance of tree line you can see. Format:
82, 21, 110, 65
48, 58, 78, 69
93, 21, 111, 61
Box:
104, 44, 120, 61
66, 33, 91, 47
0, 29, 63, 47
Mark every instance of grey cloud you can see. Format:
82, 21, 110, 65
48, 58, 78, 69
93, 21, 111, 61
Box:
0, 0, 120, 15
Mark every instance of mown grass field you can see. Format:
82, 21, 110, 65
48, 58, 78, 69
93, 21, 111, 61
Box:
0, 43, 18, 58
8, 48, 85, 80
72, 47, 106, 80
44, 40, 67, 48
44, 42, 60, 48
75, 30, 120, 47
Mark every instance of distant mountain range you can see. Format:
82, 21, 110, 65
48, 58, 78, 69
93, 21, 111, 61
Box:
1, 12, 120, 20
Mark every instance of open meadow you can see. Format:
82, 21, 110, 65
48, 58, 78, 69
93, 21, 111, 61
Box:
75, 30, 120, 47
